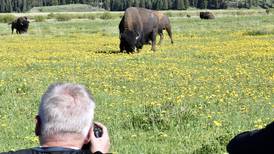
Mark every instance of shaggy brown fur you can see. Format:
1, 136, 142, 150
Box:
119, 7, 159, 53
153, 11, 173, 44
9, 16, 29, 34
200, 12, 215, 19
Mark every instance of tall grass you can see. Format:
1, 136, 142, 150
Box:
55, 14, 72, 21
99, 12, 113, 20
30, 4, 103, 12
34, 15, 46, 22
46, 13, 108, 21
0, 15, 16, 23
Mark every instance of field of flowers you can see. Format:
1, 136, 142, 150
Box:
0, 13, 273, 153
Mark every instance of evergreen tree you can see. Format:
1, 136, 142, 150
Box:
163, 0, 169, 9
1, 0, 274, 12
52, 0, 59, 5
197, 0, 207, 8
156, 0, 164, 10
140, 0, 145, 7
247, 0, 252, 8
102, 0, 109, 10
176, 0, 185, 10
145, 0, 153, 9
128, 0, 133, 7
184, 0, 189, 9
133, 0, 140, 7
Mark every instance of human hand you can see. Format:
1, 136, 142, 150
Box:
90, 122, 110, 153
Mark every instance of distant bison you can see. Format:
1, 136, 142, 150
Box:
9, 16, 29, 34
153, 11, 174, 45
119, 7, 159, 53
200, 12, 215, 19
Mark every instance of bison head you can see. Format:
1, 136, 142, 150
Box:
17, 17, 29, 33
120, 31, 142, 53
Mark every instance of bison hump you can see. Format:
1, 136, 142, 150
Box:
153, 11, 165, 21
124, 7, 142, 31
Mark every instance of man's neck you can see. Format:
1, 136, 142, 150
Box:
41, 134, 85, 150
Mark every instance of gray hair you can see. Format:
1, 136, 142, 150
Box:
39, 83, 95, 139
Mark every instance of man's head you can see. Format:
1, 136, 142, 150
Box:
36, 83, 95, 145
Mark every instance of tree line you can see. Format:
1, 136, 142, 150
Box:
0, 0, 273, 12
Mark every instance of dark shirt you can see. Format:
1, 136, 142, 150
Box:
0, 147, 100, 154
227, 121, 274, 154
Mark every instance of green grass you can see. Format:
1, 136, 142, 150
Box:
0, 11, 273, 153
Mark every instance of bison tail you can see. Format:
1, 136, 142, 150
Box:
166, 25, 173, 44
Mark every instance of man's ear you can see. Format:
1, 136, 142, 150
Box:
35, 115, 41, 136
84, 127, 93, 144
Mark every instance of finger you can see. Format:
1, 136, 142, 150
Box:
90, 125, 97, 140
90, 129, 96, 140
93, 121, 104, 128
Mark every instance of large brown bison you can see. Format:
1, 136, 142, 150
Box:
119, 7, 159, 53
9, 16, 29, 34
200, 12, 215, 19
153, 11, 173, 45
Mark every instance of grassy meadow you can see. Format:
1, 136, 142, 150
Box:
0, 11, 273, 153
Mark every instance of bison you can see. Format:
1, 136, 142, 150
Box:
119, 7, 159, 53
153, 11, 174, 45
200, 12, 215, 19
9, 16, 29, 34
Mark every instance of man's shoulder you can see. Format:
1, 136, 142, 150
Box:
0, 148, 33, 154
1, 148, 92, 154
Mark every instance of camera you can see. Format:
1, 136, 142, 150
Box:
81, 123, 103, 150
94, 123, 103, 138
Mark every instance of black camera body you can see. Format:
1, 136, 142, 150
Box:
81, 124, 103, 150
94, 124, 103, 138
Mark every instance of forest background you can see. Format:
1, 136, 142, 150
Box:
1, 0, 274, 13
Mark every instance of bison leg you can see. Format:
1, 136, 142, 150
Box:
11, 27, 14, 34
158, 30, 164, 45
136, 44, 143, 53
119, 42, 124, 52
151, 31, 157, 51
166, 25, 174, 44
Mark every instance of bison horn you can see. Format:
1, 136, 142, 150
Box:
136, 33, 140, 40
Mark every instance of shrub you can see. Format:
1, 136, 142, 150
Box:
266, 8, 274, 14
73, 14, 90, 19
99, 12, 113, 20
179, 12, 187, 17
47, 13, 56, 19
165, 12, 173, 17
55, 14, 72, 21
128, 102, 195, 130
86, 14, 96, 20
0, 15, 16, 23
34, 16, 46, 22
193, 142, 221, 154
245, 29, 274, 36
38, 8, 44, 12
